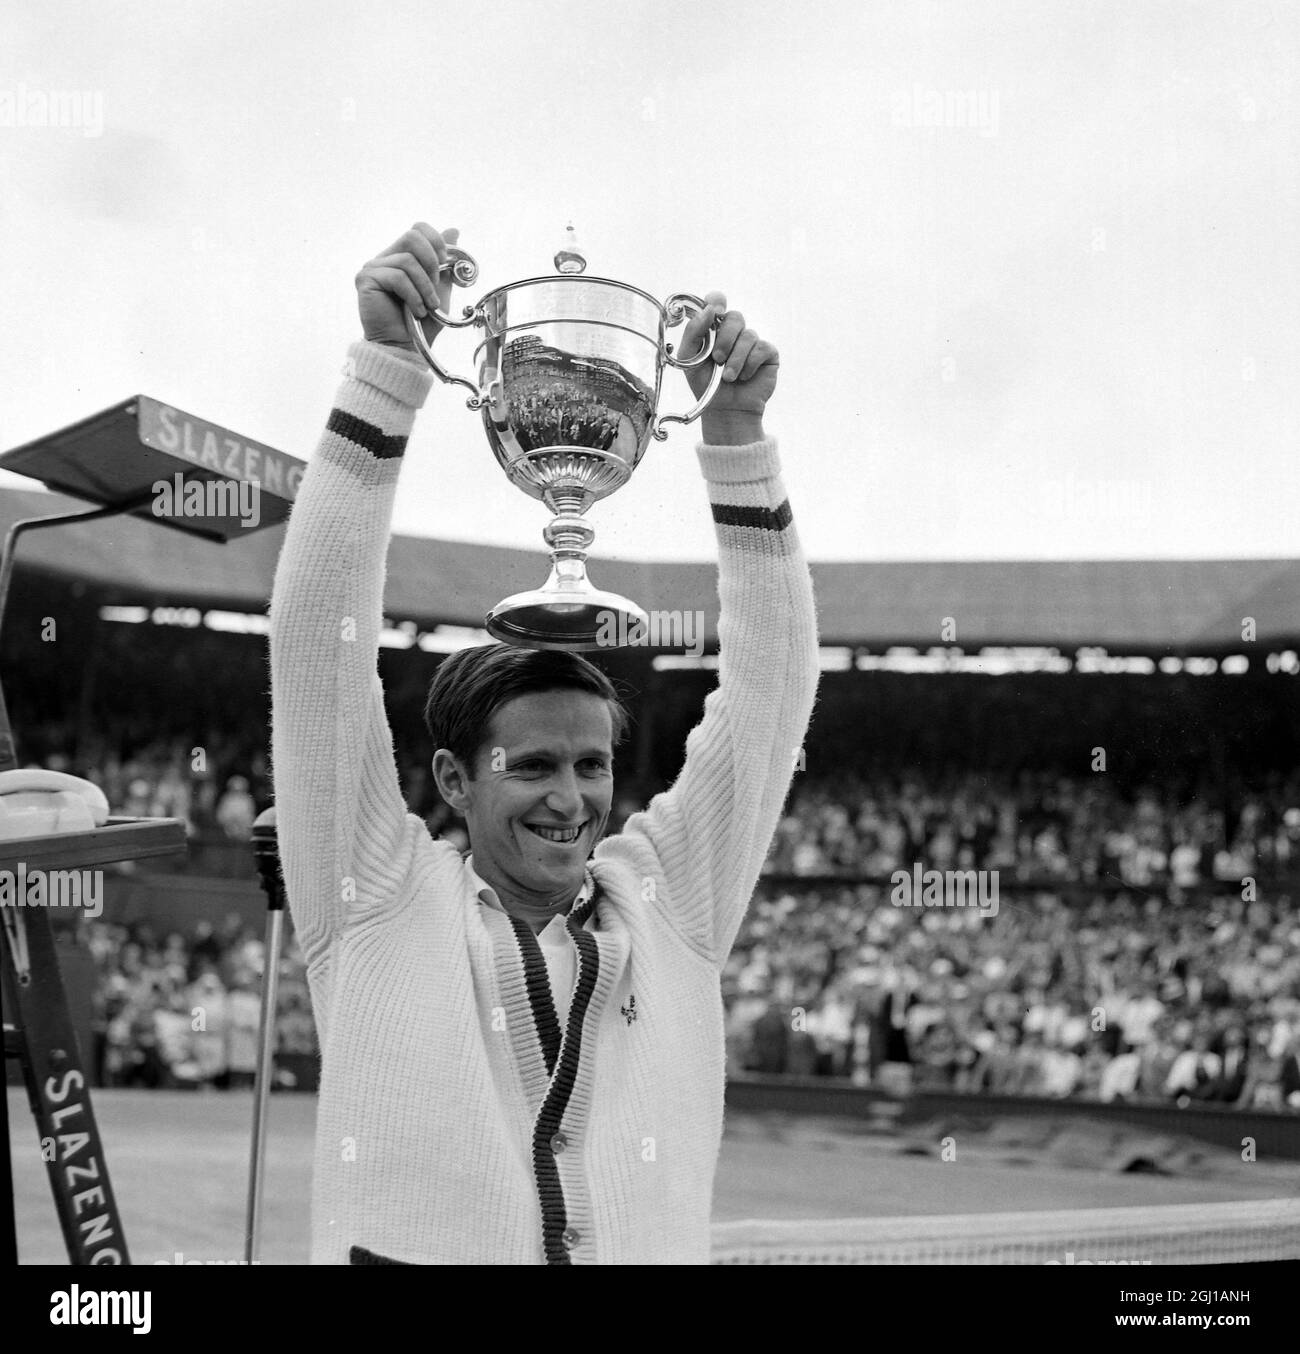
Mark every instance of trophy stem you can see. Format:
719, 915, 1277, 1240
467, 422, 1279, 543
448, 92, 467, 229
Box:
484, 511, 649, 652
544, 512, 595, 560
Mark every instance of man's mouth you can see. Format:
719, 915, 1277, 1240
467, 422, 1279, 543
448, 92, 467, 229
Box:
524, 821, 587, 844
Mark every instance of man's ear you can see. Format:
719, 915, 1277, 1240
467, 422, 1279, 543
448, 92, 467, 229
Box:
431, 749, 474, 813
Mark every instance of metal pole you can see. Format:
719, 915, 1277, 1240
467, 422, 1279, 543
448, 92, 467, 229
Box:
244, 807, 283, 1264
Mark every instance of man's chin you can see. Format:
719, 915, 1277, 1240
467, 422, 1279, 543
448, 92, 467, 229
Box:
525, 854, 587, 884
518, 851, 588, 894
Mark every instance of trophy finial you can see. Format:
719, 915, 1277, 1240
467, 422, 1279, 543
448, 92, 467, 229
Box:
554, 223, 587, 275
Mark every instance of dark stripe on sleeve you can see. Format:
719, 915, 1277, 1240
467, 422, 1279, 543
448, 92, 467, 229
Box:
711, 498, 793, 532
327, 408, 408, 460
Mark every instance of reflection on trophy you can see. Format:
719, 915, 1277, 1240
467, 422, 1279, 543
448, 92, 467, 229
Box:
403, 227, 723, 651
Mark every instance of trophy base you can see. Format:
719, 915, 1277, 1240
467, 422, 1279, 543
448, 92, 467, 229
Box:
486, 583, 649, 652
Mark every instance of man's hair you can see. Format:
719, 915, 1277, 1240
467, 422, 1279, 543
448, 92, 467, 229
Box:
424, 643, 629, 773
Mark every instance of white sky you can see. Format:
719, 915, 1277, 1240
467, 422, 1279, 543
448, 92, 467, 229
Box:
1, 0, 1296, 562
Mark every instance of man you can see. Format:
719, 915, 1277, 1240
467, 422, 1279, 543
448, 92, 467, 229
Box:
270, 222, 819, 1264
1164, 1026, 1220, 1101
1280, 1031, 1300, 1109
1199, 1023, 1249, 1104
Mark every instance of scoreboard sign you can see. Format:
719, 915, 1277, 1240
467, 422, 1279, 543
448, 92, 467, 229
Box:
136, 397, 304, 503
0, 394, 306, 541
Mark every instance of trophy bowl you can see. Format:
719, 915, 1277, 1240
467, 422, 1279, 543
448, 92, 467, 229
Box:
403, 238, 722, 651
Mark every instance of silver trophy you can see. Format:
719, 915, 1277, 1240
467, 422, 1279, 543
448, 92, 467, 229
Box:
403, 228, 722, 650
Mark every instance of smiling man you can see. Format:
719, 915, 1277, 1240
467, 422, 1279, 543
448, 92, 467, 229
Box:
426, 650, 626, 941
269, 223, 819, 1264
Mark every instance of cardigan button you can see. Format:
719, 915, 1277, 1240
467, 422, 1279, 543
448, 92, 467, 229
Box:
562, 1227, 580, 1250
550, 1132, 568, 1154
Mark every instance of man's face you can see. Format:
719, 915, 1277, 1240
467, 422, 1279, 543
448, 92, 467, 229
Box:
452, 689, 614, 900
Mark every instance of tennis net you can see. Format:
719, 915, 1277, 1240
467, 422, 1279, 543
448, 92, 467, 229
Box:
710, 1197, 1300, 1264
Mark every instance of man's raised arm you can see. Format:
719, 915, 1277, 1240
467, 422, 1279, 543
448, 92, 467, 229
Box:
599, 294, 820, 964
269, 224, 456, 974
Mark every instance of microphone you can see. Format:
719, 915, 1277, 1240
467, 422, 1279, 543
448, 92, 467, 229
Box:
251, 805, 283, 911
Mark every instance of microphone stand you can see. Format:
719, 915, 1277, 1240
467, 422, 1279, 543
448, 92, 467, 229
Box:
244, 805, 282, 1264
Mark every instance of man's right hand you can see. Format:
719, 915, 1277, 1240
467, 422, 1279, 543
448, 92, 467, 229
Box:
355, 223, 461, 348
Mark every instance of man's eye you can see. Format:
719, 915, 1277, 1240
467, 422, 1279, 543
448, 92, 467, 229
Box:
513, 761, 545, 774
580, 760, 610, 774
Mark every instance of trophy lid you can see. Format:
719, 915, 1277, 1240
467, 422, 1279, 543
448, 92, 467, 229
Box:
553, 224, 587, 275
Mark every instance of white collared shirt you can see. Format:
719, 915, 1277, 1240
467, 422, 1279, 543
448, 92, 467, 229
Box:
464, 854, 592, 1030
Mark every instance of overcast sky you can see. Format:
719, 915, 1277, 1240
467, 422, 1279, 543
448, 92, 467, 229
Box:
1, 0, 1296, 563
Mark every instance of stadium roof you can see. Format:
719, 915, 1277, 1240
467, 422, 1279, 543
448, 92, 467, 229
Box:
2, 485, 1297, 653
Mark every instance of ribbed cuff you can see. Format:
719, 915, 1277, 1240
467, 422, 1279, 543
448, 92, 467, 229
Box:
345, 340, 435, 410
695, 437, 782, 485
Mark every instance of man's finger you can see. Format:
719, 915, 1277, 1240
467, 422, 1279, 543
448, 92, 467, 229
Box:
398, 234, 449, 302
712, 310, 747, 366
676, 290, 727, 360
370, 251, 440, 312
722, 329, 758, 382
363, 263, 428, 316
741, 338, 777, 382
679, 306, 720, 360
408, 222, 450, 269
411, 223, 466, 279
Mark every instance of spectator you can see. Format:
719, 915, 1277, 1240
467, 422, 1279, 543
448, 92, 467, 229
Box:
748, 1003, 789, 1075
1281, 1034, 1300, 1109
1204, 1025, 1250, 1103
224, 975, 262, 1089
215, 775, 257, 840
1098, 1048, 1142, 1102
1164, 1029, 1220, 1101
153, 991, 204, 1087
188, 968, 229, 1087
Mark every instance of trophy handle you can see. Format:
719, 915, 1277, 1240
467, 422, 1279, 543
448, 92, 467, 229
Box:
401, 247, 487, 409
652, 292, 725, 441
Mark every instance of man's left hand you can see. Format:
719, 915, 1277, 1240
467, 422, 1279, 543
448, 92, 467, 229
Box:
680, 291, 778, 445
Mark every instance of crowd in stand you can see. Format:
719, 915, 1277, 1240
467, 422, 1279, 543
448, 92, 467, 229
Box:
34, 730, 270, 842
723, 885, 1300, 1111
763, 769, 1300, 887
726, 771, 1300, 1108
15, 725, 1300, 1111
85, 915, 316, 1091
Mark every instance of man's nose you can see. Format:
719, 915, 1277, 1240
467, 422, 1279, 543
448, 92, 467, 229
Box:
544, 769, 584, 817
